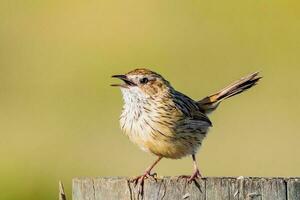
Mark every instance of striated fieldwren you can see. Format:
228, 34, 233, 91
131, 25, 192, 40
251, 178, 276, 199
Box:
111, 68, 261, 186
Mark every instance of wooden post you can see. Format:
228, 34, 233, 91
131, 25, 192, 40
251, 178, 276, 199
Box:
59, 181, 67, 200
72, 177, 300, 200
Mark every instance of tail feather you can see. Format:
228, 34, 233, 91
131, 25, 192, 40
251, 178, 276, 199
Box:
198, 72, 261, 114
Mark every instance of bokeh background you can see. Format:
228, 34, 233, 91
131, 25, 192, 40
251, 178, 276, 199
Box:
1, 0, 299, 199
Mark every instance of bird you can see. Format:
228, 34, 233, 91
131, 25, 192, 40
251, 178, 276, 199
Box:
111, 68, 261, 187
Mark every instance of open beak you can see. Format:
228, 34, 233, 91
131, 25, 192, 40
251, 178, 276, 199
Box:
111, 74, 136, 87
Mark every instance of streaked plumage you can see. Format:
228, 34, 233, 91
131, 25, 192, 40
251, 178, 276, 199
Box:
112, 68, 261, 189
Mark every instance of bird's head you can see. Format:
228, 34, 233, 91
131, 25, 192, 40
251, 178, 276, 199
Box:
111, 68, 172, 101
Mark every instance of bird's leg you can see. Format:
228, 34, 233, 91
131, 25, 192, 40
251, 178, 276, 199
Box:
132, 156, 162, 184
131, 157, 162, 197
178, 154, 202, 183
188, 154, 202, 182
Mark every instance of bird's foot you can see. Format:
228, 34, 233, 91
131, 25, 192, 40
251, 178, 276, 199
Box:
131, 171, 157, 184
130, 171, 157, 197
188, 169, 202, 183
178, 169, 202, 183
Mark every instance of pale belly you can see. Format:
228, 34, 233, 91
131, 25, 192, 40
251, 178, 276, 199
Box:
120, 116, 206, 159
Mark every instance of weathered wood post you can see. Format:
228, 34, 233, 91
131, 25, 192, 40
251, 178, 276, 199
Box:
72, 177, 300, 200
59, 181, 67, 200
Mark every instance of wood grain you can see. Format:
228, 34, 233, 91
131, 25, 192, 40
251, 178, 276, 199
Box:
72, 177, 299, 200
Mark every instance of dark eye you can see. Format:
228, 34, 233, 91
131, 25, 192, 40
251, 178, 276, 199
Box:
140, 77, 149, 84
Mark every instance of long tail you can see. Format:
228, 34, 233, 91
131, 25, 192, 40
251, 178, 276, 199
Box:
198, 71, 261, 114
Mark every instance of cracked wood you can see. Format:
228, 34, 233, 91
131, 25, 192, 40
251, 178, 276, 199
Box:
72, 177, 300, 200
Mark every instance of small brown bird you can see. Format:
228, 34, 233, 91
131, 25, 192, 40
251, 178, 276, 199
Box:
112, 68, 261, 185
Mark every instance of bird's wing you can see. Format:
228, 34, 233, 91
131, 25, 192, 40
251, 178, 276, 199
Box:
172, 91, 212, 127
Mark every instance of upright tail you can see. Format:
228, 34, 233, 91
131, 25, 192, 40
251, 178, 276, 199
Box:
198, 71, 262, 114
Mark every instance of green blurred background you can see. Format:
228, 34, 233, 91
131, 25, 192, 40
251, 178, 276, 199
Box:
1, 0, 299, 199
